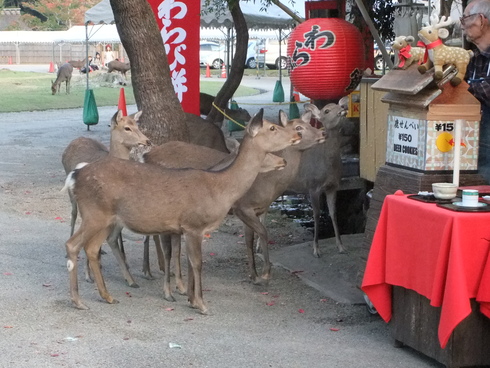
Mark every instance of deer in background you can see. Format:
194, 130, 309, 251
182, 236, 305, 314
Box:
200, 92, 251, 126
417, 14, 473, 86
63, 109, 302, 313
287, 101, 349, 257
107, 60, 131, 78
68, 59, 86, 72
62, 110, 151, 287
51, 63, 74, 95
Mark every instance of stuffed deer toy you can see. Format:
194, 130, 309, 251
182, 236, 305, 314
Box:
391, 36, 425, 70
417, 13, 473, 86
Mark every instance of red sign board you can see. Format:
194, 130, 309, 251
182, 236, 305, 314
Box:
147, 0, 200, 115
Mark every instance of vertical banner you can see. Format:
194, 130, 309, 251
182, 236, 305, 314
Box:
147, 0, 200, 115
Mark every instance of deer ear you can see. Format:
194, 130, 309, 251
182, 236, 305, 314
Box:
133, 111, 143, 122
301, 110, 312, 124
438, 28, 449, 39
247, 108, 264, 137
278, 110, 288, 127
406, 36, 415, 43
304, 103, 321, 119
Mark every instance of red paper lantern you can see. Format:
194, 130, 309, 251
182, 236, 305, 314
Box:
288, 18, 365, 101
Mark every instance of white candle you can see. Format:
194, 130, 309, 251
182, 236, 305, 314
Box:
453, 119, 463, 188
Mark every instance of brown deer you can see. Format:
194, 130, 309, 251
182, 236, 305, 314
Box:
139, 111, 324, 299
287, 101, 349, 257
62, 110, 151, 287
68, 59, 86, 72
51, 63, 74, 95
140, 141, 287, 295
107, 60, 131, 78
417, 14, 473, 86
391, 36, 425, 70
200, 92, 251, 126
63, 109, 301, 314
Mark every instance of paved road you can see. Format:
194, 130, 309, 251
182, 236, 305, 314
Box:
0, 71, 441, 367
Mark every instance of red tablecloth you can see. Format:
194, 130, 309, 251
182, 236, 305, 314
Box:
362, 192, 490, 348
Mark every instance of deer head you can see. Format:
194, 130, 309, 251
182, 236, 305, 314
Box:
418, 14, 454, 44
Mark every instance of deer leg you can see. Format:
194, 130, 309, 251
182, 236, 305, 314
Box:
68, 191, 77, 237
310, 190, 322, 258
106, 227, 139, 288
171, 234, 186, 295
184, 232, 207, 314
234, 207, 261, 283
434, 63, 444, 80
325, 190, 346, 254
161, 234, 175, 302
142, 235, 153, 279
87, 229, 120, 305
154, 235, 165, 272
66, 228, 89, 310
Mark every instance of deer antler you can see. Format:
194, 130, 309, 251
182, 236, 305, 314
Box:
434, 15, 454, 29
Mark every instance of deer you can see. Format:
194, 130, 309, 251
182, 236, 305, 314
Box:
107, 60, 131, 78
51, 63, 74, 95
62, 110, 151, 287
139, 141, 287, 295
417, 14, 473, 86
391, 36, 425, 70
200, 92, 251, 123
68, 59, 86, 72
63, 109, 302, 314
286, 101, 349, 258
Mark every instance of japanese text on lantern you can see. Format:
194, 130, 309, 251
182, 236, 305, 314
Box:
291, 25, 335, 70
158, 0, 187, 102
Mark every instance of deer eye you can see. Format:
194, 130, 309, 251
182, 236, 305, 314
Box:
269, 125, 276, 131
295, 125, 304, 131
124, 127, 132, 131
324, 109, 330, 113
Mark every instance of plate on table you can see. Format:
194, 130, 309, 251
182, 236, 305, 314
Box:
408, 194, 454, 204
437, 202, 490, 212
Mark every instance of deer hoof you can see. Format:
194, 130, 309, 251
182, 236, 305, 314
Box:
107, 297, 119, 305
450, 77, 462, 86
417, 65, 427, 74
313, 250, 321, 258
128, 281, 140, 288
434, 71, 443, 80
175, 286, 187, 296
73, 301, 90, 310
164, 294, 176, 302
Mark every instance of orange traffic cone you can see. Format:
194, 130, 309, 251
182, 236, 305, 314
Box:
48, 61, 55, 73
118, 88, 127, 116
205, 63, 211, 78
292, 86, 300, 102
8, 56, 12, 65
220, 63, 227, 78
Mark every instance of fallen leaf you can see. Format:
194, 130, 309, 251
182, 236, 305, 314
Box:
320, 299, 327, 302
3, 272, 12, 276
123, 337, 130, 341
165, 308, 174, 312
238, 234, 244, 237
209, 252, 216, 256
291, 270, 304, 275
25, 212, 31, 215
261, 292, 269, 295
50, 354, 59, 357
42, 283, 52, 287
125, 292, 132, 297
202, 288, 211, 292
4, 326, 13, 329
204, 234, 211, 238
329, 328, 340, 332
266, 301, 275, 306
272, 295, 280, 298
298, 309, 305, 314
183, 317, 194, 322
54, 217, 63, 220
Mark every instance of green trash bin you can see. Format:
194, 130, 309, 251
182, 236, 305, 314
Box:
227, 100, 247, 133
83, 89, 99, 130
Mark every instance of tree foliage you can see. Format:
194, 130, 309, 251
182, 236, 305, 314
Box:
20, 0, 98, 30
366, 0, 395, 41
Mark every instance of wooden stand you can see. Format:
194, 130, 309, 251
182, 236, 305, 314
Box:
392, 287, 490, 368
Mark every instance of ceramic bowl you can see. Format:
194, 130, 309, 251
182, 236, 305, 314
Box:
432, 182, 458, 199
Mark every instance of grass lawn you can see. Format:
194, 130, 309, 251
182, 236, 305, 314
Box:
0, 69, 261, 113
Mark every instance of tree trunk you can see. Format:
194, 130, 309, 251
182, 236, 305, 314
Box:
206, 0, 249, 126
110, 0, 188, 145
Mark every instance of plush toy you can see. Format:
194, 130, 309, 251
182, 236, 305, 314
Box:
417, 14, 473, 86
391, 36, 425, 70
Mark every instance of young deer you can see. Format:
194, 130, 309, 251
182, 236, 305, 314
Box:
64, 109, 301, 314
287, 101, 348, 257
51, 63, 74, 95
140, 141, 287, 296
62, 110, 151, 287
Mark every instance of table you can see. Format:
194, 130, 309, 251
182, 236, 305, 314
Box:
362, 191, 490, 350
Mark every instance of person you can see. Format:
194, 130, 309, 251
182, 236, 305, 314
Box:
462, 0, 490, 182
92, 52, 102, 70
104, 44, 114, 67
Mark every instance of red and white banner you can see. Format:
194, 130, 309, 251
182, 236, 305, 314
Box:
147, 0, 200, 115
